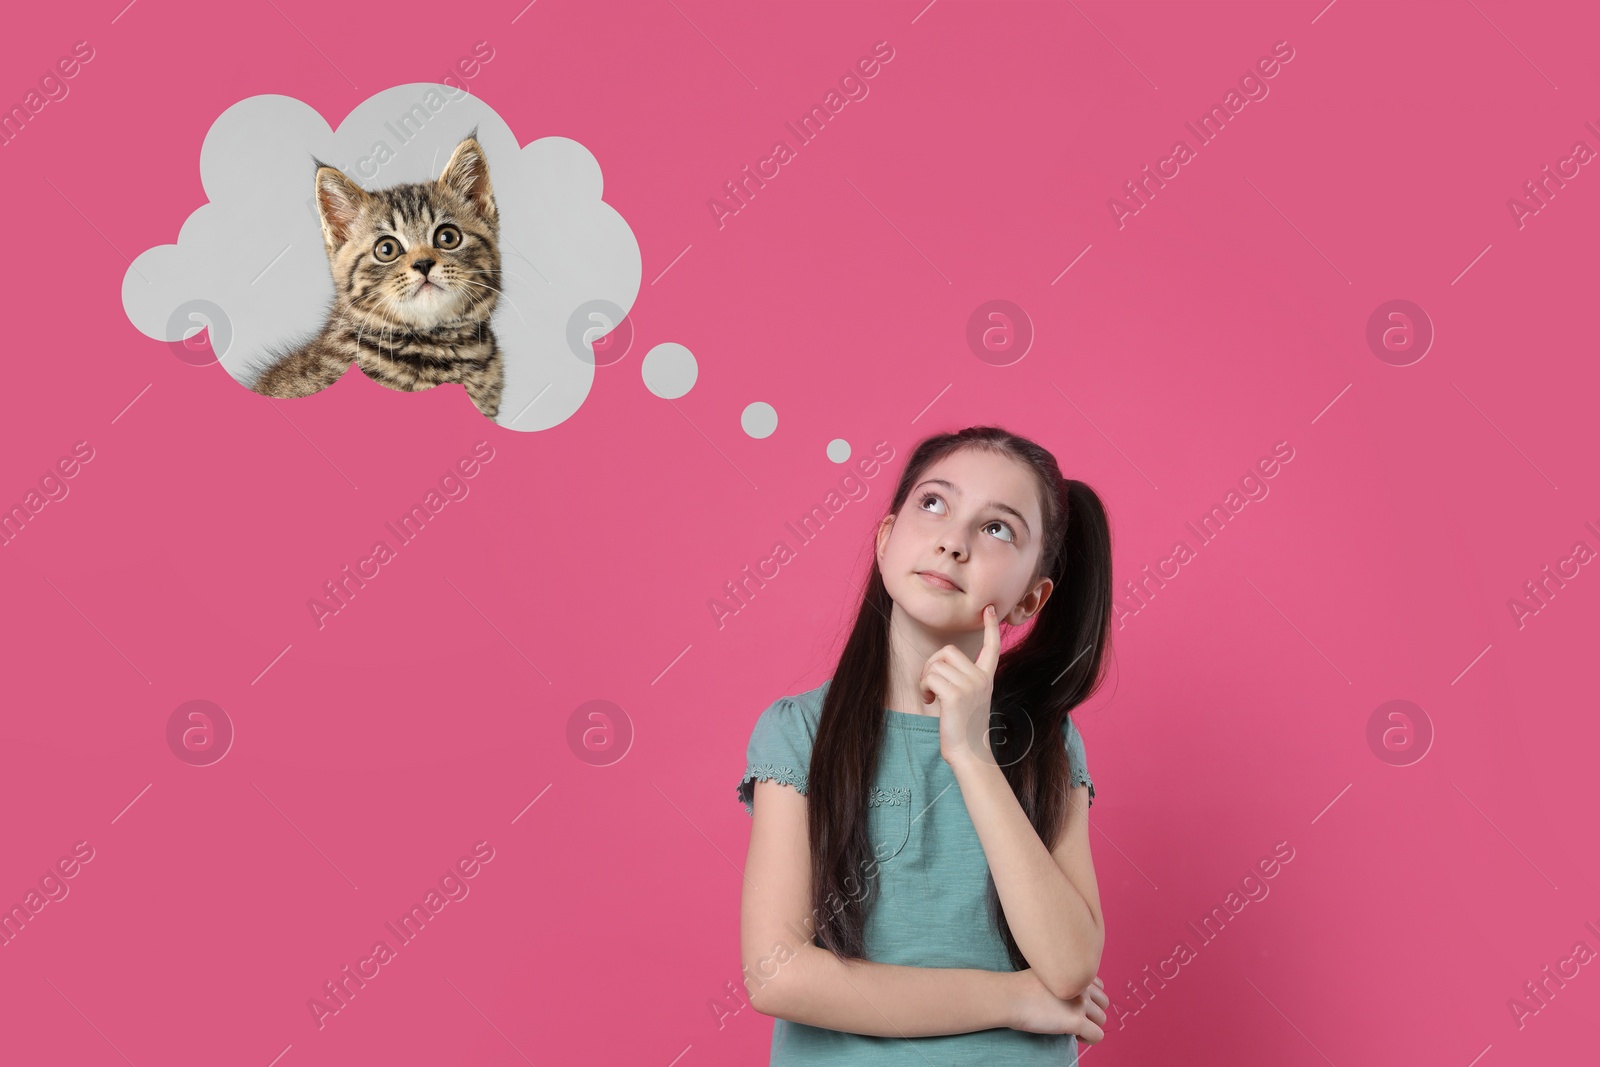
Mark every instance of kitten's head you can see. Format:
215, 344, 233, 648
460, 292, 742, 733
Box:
310, 130, 500, 330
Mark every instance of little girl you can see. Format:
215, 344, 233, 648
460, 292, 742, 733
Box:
737, 425, 1113, 1066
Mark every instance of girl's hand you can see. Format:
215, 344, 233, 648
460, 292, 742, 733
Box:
1007, 969, 1108, 1041
924, 604, 1002, 769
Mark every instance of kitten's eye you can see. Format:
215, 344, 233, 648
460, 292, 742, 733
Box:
434, 225, 463, 250
373, 237, 402, 263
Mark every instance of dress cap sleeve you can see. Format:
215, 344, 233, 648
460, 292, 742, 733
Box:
737, 696, 814, 817
1064, 717, 1096, 808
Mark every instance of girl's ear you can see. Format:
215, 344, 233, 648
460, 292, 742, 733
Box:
875, 514, 895, 563
1009, 577, 1053, 624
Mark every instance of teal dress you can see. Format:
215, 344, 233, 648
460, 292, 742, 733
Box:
737, 679, 1096, 1066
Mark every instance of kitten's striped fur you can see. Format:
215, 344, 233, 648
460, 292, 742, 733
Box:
247, 130, 504, 419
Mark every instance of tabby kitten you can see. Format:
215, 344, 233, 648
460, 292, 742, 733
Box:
247, 130, 505, 419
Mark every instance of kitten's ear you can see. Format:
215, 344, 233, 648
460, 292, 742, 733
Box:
439, 135, 497, 225
313, 165, 368, 254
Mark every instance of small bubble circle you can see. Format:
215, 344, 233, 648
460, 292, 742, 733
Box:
742, 402, 778, 438
826, 439, 851, 463
1366, 699, 1434, 766
166, 699, 235, 766
566, 699, 635, 767
641, 343, 698, 399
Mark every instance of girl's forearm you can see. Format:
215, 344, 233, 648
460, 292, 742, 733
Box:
949, 755, 1103, 998
750, 943, 1017, 1037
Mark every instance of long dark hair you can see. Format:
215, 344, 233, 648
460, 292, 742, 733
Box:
807, 425, 1113, 969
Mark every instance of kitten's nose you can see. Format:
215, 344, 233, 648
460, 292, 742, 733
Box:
412, 258, 435, 276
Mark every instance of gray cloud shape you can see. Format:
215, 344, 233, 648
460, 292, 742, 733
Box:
121, 84, 640, 431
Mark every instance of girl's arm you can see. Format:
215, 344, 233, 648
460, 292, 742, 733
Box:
947, 758, 1104, 1001
741, 779, 1023, 1036
748, 941, 1024, 1036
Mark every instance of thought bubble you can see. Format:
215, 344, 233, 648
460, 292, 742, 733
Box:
121, 85, 641, 431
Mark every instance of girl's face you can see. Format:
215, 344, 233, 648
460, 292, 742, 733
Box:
875, 447, 1054, 635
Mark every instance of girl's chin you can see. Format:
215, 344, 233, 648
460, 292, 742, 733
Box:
896, 602, 979, 634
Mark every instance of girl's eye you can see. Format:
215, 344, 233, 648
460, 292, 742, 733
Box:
373, 237, 401, 263
918, 493, 1014, 542
434, 225, 462, 249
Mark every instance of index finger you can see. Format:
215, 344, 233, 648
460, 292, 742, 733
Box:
976, 604, 1000, 676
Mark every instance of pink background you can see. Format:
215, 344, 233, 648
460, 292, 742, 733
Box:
3, 1, 1597, 1064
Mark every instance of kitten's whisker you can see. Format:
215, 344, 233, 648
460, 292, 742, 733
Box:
454, 271, 519, 291
377, 294, 399, 351
456, 268, 535, 289
457, 278, 528, 328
